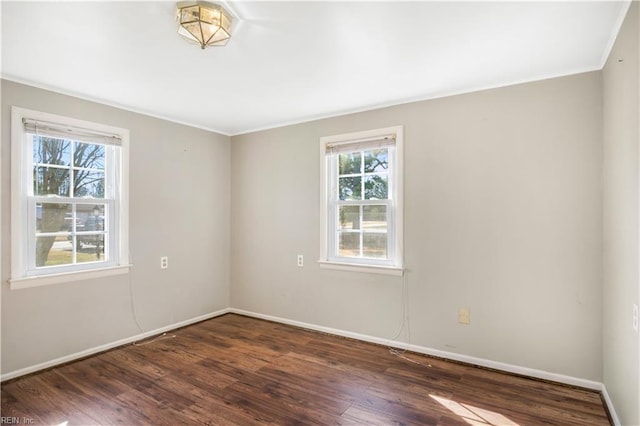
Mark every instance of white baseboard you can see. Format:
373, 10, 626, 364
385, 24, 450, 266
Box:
0, 308, 231, 382
230, 308, 603, 391
601, 384, 621, 426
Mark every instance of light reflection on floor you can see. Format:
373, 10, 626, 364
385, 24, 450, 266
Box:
430, 394, 520, 426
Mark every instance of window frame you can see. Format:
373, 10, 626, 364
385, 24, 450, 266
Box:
319, 126, 404, 276
10, 106, 130, 289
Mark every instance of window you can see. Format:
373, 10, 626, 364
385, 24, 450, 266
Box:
320, 126, 403, 275
10, 107, 130, 289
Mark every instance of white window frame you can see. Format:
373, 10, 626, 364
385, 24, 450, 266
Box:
10, 106, 130, 289
319, 125, 404, 276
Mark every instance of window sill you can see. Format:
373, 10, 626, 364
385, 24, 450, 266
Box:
9, 265, 132, 290
318, 260, 404, 276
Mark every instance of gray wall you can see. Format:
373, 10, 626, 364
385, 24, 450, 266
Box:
603, 2, 640, 424
1, 80, 231, 375
231, 71, 604, 381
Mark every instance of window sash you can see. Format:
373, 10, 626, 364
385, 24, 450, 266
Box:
328, 200, 395, 265
29, 136, 116, 199
27, 198, 116, 275
330, 147, 395, 201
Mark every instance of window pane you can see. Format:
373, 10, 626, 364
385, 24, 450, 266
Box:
76, 234, 105, 262
338, 152, 361, 175
35, 203, 71, 267
339, 176, 362, 200
363, 205, 387, 231
339, 206, 360, 230
338, 232, 360, 257
77, 204, 105, 232
36, 203, 71, 233
74, 170, 105, 198
33, 166, 70, 196
36, 236, 73, 267
364, 149, 388, 173
77, 204, 106, 261
363, 233, 387, 259
32, 136, 70, 166
74, 142, 105, 170
364, 175, 388, 200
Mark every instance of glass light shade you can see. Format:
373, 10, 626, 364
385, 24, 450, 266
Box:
176, 2, 232, 49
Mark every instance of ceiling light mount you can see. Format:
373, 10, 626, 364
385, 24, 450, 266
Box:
176, 1, 232, 49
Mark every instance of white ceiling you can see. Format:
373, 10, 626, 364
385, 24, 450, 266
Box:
1, 1, 631, 136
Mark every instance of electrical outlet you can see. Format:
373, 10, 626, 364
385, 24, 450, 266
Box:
160, 256, 168, 269
458, 308, 470, 325
633, 304, 638, 333
297, 254, 304, 267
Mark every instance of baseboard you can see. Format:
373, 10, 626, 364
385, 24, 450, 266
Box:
230, 308, 603, 391
601, 384, 622, 426
0, 308, 231, 382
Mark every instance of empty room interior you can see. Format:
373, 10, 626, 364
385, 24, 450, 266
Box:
1, 1, 639, 425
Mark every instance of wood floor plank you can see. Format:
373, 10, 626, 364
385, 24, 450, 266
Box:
230, 363, 353, 416
339, 404, 427, 426
223, 379, 339, 425
184, 399, 277, 426
100, 348, 168, 380
1, 314, 611, 425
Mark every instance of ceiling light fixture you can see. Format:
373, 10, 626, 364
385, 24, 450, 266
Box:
176, 1, 232, 49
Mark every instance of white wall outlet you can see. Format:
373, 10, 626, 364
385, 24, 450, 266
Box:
633, 304, 638, 333
160, 256, 168, 269
297, 254, 304, 267
458, 307, 470, 325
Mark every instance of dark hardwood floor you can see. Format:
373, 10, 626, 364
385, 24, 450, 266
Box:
1, 314, 610, 425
